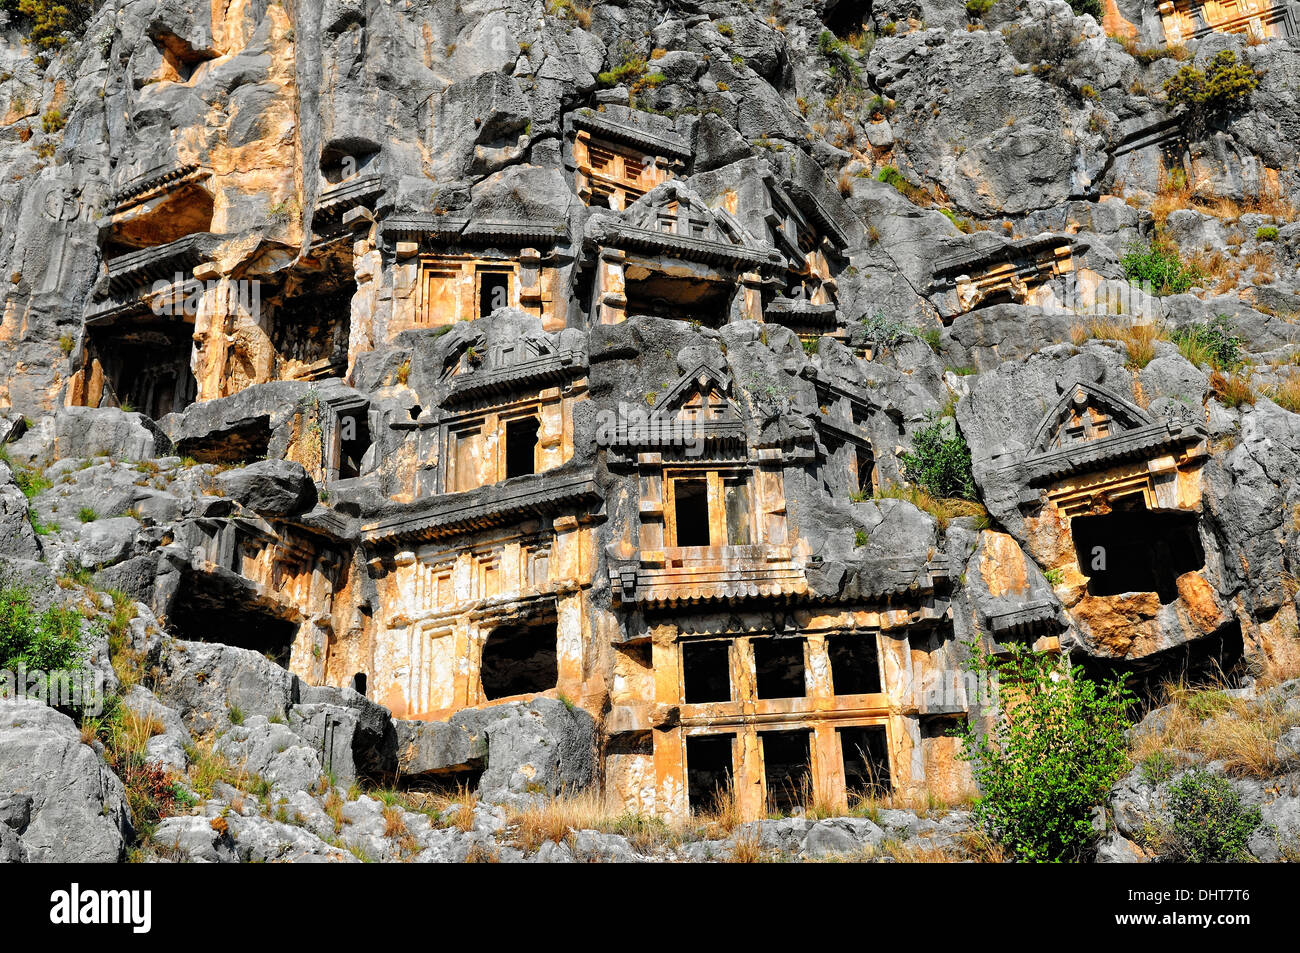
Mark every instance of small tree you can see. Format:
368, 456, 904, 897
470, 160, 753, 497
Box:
1120, 240, 1202, 296
1163, 50, 1260, 129
1165, 770, 1260, 861
0, 583, 86, 674
900, 413, 977, 501
958, 645, 1133, 861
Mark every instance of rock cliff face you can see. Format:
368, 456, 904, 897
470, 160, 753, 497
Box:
1, 0, 1299, 861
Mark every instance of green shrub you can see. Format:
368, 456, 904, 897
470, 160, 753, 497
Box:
958, 645, 1133, 861
596, 57, 646, 88
1171, 315, 1242, 371
920, 328, 942, 354
1067, 0, 1103, 17
939, 207, 972, 233
1120, 241, 1202, 296
1257, 226, 1279, 241
817, 30, 860, 86
1163, 50, 1260, 119
77, 506, 98, 523
965, 0, 995, 18
876, 164, 928, 204
1165, 770, 1260, 861
0, 583, 86, 674
900, 413, 977, 501
858, 310, 912, 346
40, 108, 64, 133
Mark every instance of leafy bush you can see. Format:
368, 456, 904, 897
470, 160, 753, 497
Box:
965, 0, 995, 18
1257, 226, 1279, 241
817, 30, 860, 86
1120, 241, 1202, 296
1067, 0, 1103, 17
1164, 770, 1260, 861
1163, 50, 1260, 118
1, 0, 96, 53
858, 310, 913, 346
1171, 314, 1242, 371
900, 413, 977, 501
958, 646, 1133, 861
596, 56, 646, 89
0, 583, 86, 673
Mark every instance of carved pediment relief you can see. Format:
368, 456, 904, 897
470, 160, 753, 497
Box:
656, 362, 740, 425
1029, 380, 1153, 455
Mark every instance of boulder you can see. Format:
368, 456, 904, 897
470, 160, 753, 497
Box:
154, 639, 300, 735
213, 460, 317, 516
0, 699, 133, 862
449, 698, 597, 798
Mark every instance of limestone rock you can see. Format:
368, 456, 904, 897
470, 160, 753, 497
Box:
0, 699, 133, 863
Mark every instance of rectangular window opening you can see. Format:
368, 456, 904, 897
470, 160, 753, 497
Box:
479, 271, 511, 319
682, 640, 731, 704
686, 734, 734, 816
855, 446, 874, 495
753, 637, 806, 699
760, 729, 812, 814
673, 479, 711, 547
839, 726, 891, 800
504, 416, 539, 479
724, 478, 751, 546
828, 634, 882, 695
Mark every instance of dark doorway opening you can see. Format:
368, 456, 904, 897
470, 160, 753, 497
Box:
480, 620, 558, 700
686, 734, 734, 815
828, 634, 881, 695
855, 446, 874, 494
823, 0, 869, 39
625, 274, 730, 326
673, 479, 711, 546
504, 416, 539, 478
682, 640, 731, 703
89, 322, 197, 420
760, 729, 812, 813
1071, 502, 1204, 603
479, 272, 511, 318
754, 638, 806, 699
336, 410, 371, 479
270, 279, 353, 379
840, 725, 890, 798
399, 764, 485, 795
350, 672, 367, 696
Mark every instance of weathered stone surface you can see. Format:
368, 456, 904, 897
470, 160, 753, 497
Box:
0, 699, 133, 863
154, 640, 300, 735
214, 460, 317, 516
450, 699, 597, 798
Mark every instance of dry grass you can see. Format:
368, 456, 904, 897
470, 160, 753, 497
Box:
877, 838, 967, 861
871, 483, 988, 531
1209, 370, 1255, 408
1130, 680, 1300, 780
1266, 375, 1300, 414
726, 827, 765, 863
185, 737, 258, 800
463, 842, 499, 863
503, 787, 614, 851
382, 804, 408, 839
837, 167, 853, 196
391, 783, 480, 831
1074, 318, 1169, 368
323, 787, 346, 834
848, 786, 973, 821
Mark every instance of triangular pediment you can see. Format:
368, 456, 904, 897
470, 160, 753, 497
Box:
1029, 381, 1153, 455
622, 183, 756, 248
654, 362, 741, 424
